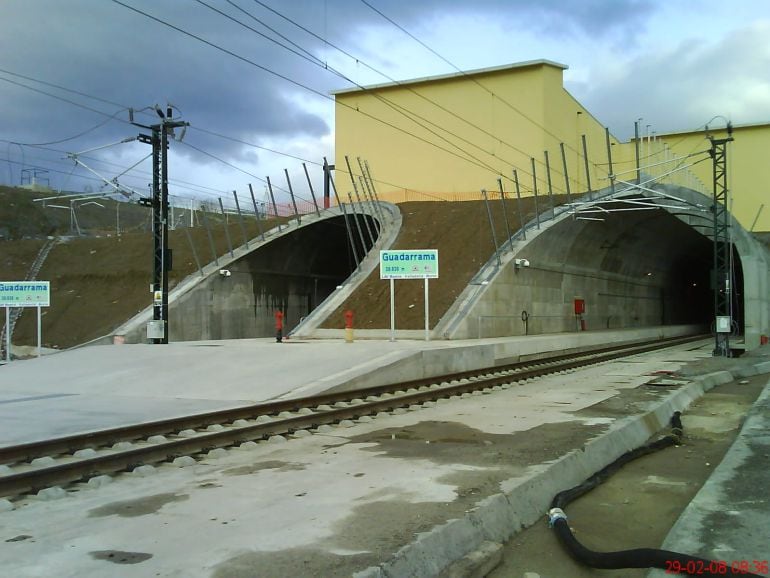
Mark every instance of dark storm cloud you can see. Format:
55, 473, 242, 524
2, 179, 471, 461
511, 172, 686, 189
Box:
349, 0, 657, 39
1, 0, 659, 192
0, 0, 334, 186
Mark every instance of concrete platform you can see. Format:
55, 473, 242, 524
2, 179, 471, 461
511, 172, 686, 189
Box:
0, 332, 767, 577
0, 326, 694, 447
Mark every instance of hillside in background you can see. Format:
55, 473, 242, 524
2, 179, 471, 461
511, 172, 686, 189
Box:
0, 185, 151, 240
2, 185, 555, 349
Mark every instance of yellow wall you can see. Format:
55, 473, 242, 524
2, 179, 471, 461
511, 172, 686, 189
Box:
334, 61, 616, 203
335, 61, 769, 233
649, 125, 770, 232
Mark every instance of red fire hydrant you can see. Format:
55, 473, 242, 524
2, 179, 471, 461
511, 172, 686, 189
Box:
344, 310, 354, 343
275, 310, 284, 343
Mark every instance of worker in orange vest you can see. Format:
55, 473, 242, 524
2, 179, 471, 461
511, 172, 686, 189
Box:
275, 310, 284, 343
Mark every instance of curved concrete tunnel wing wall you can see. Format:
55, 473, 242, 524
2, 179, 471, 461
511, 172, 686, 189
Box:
435, 184, 770, 350
112, 202, 401, 343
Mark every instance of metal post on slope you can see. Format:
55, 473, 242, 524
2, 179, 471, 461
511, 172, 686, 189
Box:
338, 200, 361, 270
266, 176, 282, 232
248, 183, 265, 242
284, 169, 300, 223
513, 169, 525, 240
218, 197, 234, 258
530, 158, 541, 230
354, 188, 375, 248
183, 226, 204, 278
497, 177, 512, 250
481, 189, 501, 267
302, 163, 320, 217
345, 155, 375, 247
559, 142, 572, 208
232, 191, 249, 249
348, 192, 369, 256
605, 127, 616, 196
326, 161, 361, 266
363, 159, 386, 221
199, 206, 219, 267
359, 175, 381, 237
323, 157, 335, 209
581, 134, 592, 199
634, 120, 641, 185
544, 150, 554, 214
358, 157, 385, 224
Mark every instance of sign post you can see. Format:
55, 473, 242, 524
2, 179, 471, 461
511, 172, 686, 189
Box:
0, 281, 51, 361
379, 250, 439, 342
424, 278, 429, 341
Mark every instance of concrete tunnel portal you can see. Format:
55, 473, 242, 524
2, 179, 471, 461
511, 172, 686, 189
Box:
543, 203, 740, 329
241, 201, 737, 338
241, 213, 380, 334
164, 212, 381, 341
438, 190, 750, 342
156, 194, 752, 344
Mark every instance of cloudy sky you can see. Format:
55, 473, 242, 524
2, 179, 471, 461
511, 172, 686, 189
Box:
1, 0, 768, 208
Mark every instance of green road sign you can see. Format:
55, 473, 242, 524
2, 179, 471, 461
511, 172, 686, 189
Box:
380, 250, 439, 279
0, 281, 50, 307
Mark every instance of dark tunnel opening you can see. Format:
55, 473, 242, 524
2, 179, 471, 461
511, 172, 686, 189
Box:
553, 205, 745, 336
243, 213, 380, 335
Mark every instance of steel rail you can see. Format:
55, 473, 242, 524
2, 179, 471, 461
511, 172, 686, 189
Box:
0, 334, 705, 498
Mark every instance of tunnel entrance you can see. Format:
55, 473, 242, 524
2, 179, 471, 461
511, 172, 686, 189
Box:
243, 213, 379, 336
520, 202, 746, 336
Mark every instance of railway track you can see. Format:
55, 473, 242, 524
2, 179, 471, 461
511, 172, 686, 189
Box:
0, 334, 705, 499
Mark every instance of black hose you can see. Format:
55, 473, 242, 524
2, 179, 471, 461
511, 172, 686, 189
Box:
548, 412, 762, 578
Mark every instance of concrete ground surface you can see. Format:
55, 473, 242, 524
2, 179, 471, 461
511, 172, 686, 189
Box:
0, 336, 768, 577
0, 327, 688, 446
0, 337, 464, 446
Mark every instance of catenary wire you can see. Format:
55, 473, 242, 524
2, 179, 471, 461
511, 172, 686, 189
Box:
218, 0, 557, 186
110, 0, 545, 186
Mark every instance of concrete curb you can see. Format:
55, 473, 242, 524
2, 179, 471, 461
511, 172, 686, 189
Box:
354, 364, 763, 578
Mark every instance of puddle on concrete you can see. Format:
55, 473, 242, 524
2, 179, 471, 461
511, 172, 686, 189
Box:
330, 500, 455, 555
89, 550, 153, 564
88, 493, 189, 518
210, 547, 375, 578
349, 420, 606, 468
576, 386, 670, 417
222, 460, 306, 476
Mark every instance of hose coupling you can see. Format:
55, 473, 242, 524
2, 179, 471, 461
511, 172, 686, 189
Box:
548, 507, 568, 527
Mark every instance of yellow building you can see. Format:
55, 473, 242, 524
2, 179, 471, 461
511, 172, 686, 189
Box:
333, 59, 768, 234
333, 60, 620, 203
649, 122, 770, 233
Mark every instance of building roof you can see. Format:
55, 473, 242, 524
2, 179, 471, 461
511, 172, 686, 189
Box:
330, 59, 568, 96
654, 120, 770, 138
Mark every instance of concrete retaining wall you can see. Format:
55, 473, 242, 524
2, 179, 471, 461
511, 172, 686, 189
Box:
112, 204, 398, 344
323, 325, 699, 395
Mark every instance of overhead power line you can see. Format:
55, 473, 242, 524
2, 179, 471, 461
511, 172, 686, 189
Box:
357, 0, 614, 181
110, 0, 544, 186
221, 0, 543, 181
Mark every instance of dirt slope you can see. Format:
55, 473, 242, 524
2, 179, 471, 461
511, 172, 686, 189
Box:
4, 194, 560, 349
321, 198, 553, 331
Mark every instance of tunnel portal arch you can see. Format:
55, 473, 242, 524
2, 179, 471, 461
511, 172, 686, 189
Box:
439, 184, 769, 349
